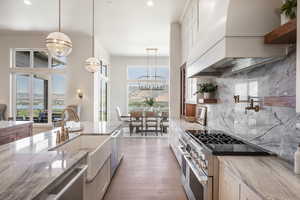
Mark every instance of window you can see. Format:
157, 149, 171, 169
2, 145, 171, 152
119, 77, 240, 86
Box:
98, 63, 108, 121
127, 66, 169, 112
11, 48, 66, 124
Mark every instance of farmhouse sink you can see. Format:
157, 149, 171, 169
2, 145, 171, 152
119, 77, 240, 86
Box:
51, 135, 111, 181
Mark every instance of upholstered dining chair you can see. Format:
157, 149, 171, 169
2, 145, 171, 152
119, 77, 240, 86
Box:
0, 104, 6, 121
145, 111, 159, 136
129, 111, 143, 136
160, 112, 169, 135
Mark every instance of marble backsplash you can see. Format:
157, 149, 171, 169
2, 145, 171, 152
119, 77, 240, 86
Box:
204, 52, 300, 163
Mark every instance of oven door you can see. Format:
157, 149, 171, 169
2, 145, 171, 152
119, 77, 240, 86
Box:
182, 154, 213, 200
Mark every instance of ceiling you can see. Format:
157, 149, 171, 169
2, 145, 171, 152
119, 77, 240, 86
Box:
0, 0, 187, 56
95, 0, 187, 56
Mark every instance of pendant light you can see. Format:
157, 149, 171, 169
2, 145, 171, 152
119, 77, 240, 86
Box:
84, 0, 101, 73
46, 0, 72, 57
138, 48, 166, 91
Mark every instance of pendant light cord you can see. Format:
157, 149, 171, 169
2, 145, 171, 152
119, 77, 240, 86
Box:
92, 0, 95, 56
59, 0, 61, 32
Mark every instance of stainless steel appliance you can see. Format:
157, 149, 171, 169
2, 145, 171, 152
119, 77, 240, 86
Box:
179, 129, 272, 200
111, 129, 124, 177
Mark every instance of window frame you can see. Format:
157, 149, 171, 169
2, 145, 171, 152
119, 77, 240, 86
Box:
10, 48, 66, 125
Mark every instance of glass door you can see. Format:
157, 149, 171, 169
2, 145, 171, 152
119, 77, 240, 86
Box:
14, 73, 50, 123
16, 74, 30, 121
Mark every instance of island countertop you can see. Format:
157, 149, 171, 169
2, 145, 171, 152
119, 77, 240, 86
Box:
218, 156, 300, 200
77, 121, 122, 134
0, 120, 122, 200
0, 121, 33, 129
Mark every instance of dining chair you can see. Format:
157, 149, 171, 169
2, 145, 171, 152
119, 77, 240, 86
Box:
0, 104, 6, 121
145, 111, 159, 136
160, 112, 169, 135
116, 107, 130, 121
129, 111, 143, 136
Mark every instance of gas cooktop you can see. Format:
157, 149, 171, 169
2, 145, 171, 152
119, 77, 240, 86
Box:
186, 129, 272, 156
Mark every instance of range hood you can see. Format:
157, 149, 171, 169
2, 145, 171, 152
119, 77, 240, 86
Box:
186, 0, 288, 78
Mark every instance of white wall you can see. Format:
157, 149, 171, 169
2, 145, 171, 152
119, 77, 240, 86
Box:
169, 23, 182, 119
110, 56, 169, 121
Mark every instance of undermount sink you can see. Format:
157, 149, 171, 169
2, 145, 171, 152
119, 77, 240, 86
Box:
51, 135, 111, 182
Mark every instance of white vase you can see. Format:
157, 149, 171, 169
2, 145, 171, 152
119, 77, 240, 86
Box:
203, 92, 213, 99
281, 13, 290, 25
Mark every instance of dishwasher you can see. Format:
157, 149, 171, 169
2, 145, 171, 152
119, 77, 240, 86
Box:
110, 129, 124, 177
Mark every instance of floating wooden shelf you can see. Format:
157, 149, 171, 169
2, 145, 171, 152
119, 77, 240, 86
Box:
198, 99, 218, 104
264, 19, 296, 44
264, 96, 295, 108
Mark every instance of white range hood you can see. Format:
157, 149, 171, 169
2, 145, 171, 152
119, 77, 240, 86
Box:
186, 0, 288, 77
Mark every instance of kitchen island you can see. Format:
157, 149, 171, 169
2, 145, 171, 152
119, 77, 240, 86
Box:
0, 121, 122, 200
0, 121, 33, 145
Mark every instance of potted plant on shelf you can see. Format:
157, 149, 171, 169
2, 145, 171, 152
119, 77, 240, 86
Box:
280, 0, 297, 25
144, 97, 155, 111
194, 83, 218, 99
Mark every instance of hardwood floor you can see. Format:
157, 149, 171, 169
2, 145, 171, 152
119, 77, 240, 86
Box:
103, 138, 188, 200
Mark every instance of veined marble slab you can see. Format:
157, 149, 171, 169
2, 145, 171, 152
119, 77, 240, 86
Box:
77, 121, 122, 135
0, 121, 32, 129
219, 156, 300, 200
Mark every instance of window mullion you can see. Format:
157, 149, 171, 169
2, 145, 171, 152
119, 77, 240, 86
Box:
48, 75, 52, 124
29, 74, 34, 122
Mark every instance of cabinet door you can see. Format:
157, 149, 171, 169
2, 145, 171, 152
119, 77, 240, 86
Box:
219, 163, 240, 200
241, 185, 262, 200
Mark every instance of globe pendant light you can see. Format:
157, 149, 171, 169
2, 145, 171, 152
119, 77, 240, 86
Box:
46, 0, 72, 57
84, 0, 101, 73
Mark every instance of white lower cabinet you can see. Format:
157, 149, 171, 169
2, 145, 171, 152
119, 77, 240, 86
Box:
219, 162, 262, 200
169, 122, 182, 165
85, 158, 111, 200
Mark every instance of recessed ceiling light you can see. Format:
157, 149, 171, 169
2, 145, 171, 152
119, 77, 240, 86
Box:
146, 0, 154, 7
24, 0, 32, 5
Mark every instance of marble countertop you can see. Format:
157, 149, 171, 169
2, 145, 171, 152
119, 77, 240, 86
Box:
0, 120, 122, 200
0, 121, 33, 129
218, 156, 300, 200
76, 121, 122, 135
170, 118, 207, 131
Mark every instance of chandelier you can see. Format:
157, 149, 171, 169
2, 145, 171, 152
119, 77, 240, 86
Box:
46, 0, 72, 57
138, 48, 167, 91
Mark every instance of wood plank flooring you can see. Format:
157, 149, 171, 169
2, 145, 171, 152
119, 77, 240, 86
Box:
103, 138, 188, 200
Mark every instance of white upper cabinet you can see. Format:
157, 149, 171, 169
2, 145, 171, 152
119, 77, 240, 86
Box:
181, 0, 286, 78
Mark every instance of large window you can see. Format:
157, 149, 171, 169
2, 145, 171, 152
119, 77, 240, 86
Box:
127, 66, 169, 112
11, 49, 66, 124
99, 64, 108, 121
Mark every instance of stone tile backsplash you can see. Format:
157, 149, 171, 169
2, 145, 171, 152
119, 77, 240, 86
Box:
205, 52, 300, 163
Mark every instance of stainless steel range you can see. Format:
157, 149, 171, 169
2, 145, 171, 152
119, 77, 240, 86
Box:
178, 129, 273, 200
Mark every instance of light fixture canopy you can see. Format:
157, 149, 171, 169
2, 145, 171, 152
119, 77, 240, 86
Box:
147, 0, 154, 7
46, 0, 72, 57
85, 57, 101, 73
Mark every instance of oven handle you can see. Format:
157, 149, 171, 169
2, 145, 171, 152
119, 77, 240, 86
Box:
183, 154, 208, 185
